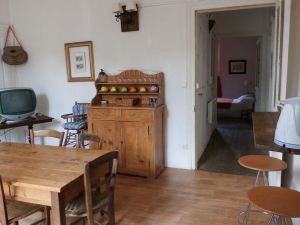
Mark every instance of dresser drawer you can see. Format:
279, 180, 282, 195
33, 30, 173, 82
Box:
89, 109, 118, 120
121, 109, 153, 122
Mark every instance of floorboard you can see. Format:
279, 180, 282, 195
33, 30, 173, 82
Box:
20, 169, 285, 225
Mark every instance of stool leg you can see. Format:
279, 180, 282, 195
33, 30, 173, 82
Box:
241, 203, 251, 225
268, 214, 274, 225
284, 218, 288, 225
254, 171, 261, 186
263, 171, 269, 186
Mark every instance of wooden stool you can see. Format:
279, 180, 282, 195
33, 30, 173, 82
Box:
238, 155, 287, 224
238, 155, 287, 186
248, 186, 300, 224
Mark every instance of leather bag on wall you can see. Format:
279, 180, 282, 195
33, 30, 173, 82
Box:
2, 26, 28, 65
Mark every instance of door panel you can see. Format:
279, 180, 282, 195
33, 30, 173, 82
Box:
92, 120, 120, 151
120, 121, 150, 175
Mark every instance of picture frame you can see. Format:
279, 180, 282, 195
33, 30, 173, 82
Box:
64, 41, 95, 82
229, 60, 247, 74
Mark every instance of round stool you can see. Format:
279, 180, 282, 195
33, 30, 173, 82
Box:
248, 186, 300, 225
239, 155, 287, 186
238, 155, 287, 224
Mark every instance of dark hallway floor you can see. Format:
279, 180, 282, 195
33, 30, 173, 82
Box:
198, 118, 267, 176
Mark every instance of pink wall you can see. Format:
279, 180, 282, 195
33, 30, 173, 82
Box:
217, 36, 259, 98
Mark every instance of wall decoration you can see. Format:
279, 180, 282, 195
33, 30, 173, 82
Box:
229, 60, 247, 74
64, 41, 95, 82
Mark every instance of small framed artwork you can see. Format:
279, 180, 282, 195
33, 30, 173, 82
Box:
229, 60, 247, 74
65, 41, 95, 82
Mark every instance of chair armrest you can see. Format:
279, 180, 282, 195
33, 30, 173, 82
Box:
61, 114, 87, 120
61, 113, 73, 119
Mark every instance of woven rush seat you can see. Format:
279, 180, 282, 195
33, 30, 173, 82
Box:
65, 190, 110, 217
6, 200, 44, 223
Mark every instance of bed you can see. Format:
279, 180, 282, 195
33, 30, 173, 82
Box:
217, 95, 255, 118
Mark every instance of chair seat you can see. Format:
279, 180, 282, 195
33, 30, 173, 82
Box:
7, 200, 43, 223
63, 121, 87, 130
238, 155, 287, 172
65, 190, 110, 217
248, 186, 300, 218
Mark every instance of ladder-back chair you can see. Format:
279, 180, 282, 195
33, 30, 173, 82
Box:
79, 133, 103, 150
65, 151, 118, 225
0, 176, 48, 225
30, 129, 65, 147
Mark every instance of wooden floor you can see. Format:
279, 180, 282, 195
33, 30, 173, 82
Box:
21, 169, 280, 225
114, 169, 272, 225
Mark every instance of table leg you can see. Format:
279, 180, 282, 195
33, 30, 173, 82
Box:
51, 192, 66, 225
28, 125, 33, 144
281, 152, 293, 187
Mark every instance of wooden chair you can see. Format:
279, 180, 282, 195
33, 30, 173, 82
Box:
65, 151, 118, 225
0, 176, 47, 225
79, 133, 103, 150
61, 102, 90, 147
247, 186, 300, 225
30, 129, 65, 147
238, 155, 287, 224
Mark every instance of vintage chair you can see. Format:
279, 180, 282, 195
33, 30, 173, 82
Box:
0, 176, 48, 225
79, 133, 103, 150
61, 102, 90, 147
65, 151, 118, 225
30, 129, 65, 147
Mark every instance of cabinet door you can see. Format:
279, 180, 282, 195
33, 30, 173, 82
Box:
91, 120, 120, 151
120, 122, 151, 176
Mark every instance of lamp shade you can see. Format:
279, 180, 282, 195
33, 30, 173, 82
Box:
112, 3, 123, 14
126, 0, 137, 12
274, 97, 300, 149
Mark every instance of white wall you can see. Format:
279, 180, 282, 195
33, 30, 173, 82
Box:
9, 0, 192, 168
0, 0, 16, 89
0, 0, 10, 25
5, 0, 300, 170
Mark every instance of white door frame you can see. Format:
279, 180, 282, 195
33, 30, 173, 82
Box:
188, 0, 288, 169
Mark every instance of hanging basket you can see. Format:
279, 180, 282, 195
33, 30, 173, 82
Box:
2, 26, 28, 65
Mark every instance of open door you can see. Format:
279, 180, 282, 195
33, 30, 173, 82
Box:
195, 12, 211, 168
272, 0, 292, 109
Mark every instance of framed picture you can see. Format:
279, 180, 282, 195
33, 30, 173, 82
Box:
64, 41, 95, 82
229, 60, 247, 74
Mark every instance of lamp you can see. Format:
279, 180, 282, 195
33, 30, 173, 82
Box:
274, 97, 300, 149
112, 1, 139, 32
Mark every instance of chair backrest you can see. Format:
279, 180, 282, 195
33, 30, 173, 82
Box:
30, 129, 65, 146
84, 151, 118, 225
79, 133, 103, 150
73, 102, 89, 116
0, 177, 9, 225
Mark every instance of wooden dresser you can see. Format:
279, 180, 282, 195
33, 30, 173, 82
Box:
88, 70, 165, 178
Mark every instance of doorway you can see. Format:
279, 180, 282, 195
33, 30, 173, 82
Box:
194, 4, 288, 174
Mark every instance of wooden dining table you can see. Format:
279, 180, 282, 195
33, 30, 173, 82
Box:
0, 142, 113, 225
